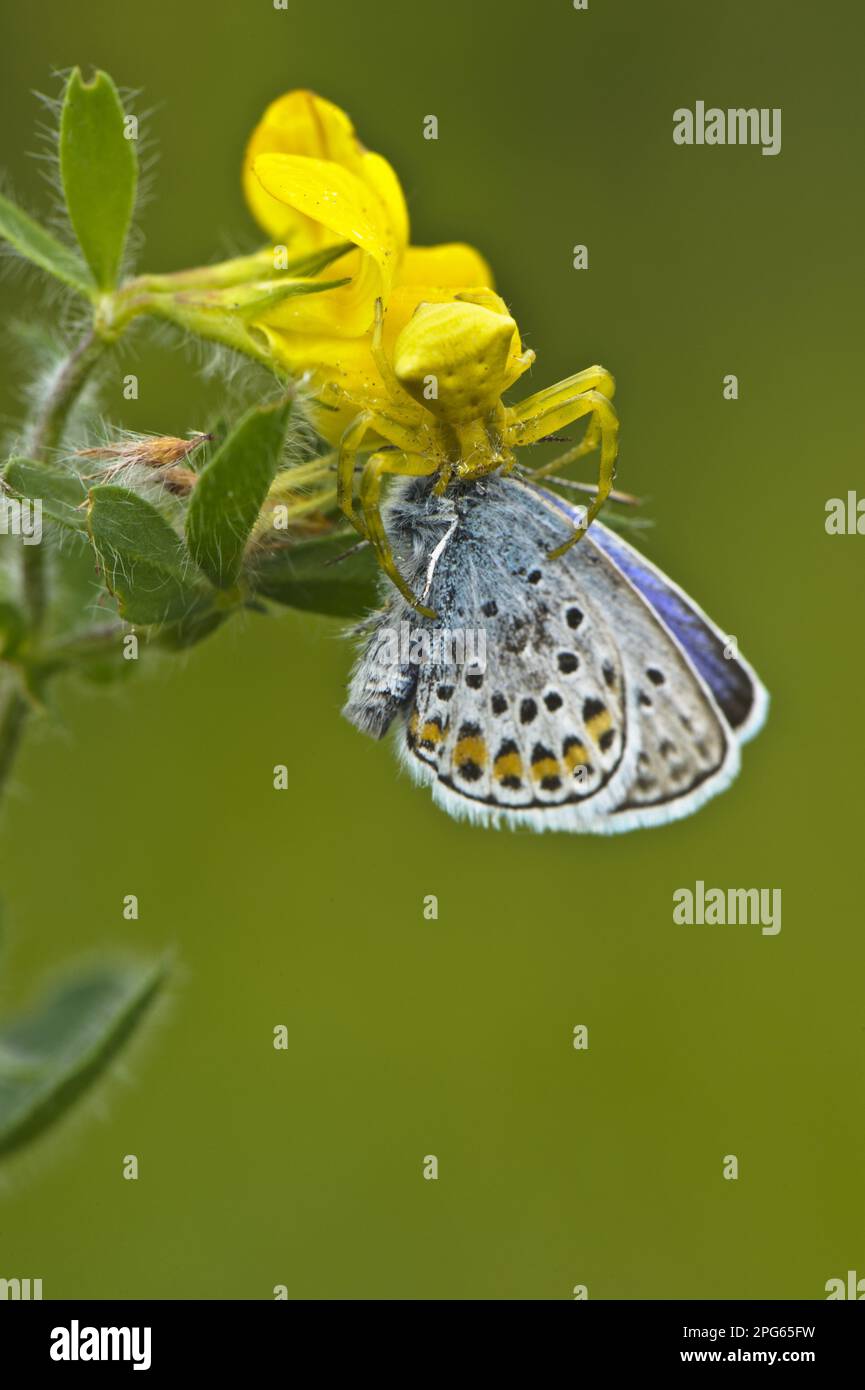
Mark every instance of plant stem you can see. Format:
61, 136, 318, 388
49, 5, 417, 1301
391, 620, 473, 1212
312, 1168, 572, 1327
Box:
23, 330, 107, 630
0, 682, 29, 803
27, 331, 106, 460
1, 331, 107, 808
103, 288, 279, 370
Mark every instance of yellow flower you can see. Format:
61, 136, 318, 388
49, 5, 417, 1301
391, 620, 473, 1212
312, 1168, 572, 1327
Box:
243, 89, 409, 256
243, 89, 493, 345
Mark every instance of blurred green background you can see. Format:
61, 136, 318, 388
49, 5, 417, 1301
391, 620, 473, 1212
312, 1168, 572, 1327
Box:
1, 0, 862, 1299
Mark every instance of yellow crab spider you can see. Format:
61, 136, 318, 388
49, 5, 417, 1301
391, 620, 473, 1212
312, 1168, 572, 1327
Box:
329, 292, 619, 615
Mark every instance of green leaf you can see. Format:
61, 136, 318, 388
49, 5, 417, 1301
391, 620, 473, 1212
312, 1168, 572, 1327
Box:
4, 456, 88, 532
0, 959, 166, 1157
0, 190, 93, 294
247, 531, 379, 617
35, 621, 135, 688
87, 485, 206, 624
185, 398, 291, 589
43, 537, 109, 643
153, 605, 230, 651
60, 67, 138, 290
72, 651, 139, 687
205, 415, 229, 453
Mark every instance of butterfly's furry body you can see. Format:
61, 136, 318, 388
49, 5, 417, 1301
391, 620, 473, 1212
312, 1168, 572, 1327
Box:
343, 475, 768, 833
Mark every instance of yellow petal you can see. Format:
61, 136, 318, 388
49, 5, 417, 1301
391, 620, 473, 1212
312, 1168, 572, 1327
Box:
259, 259, 379, 339
398, 243, 494, 289
243, 90, 362, 240
253, 153, 398, 334
243, 90, 410, 263
254, 154, 395, 274
359, 151, 409, 258
252, 90, 360, 163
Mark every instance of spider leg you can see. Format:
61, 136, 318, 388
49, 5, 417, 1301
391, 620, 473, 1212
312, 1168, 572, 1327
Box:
338, 411, 375, 535
339, 407, 439, 539
509, 365, 615, 428
322, 378, 418, 428
370, 296, 408, 406
358, 450, 439, 617
523, 418, 601, 481
504, 378, 619, 555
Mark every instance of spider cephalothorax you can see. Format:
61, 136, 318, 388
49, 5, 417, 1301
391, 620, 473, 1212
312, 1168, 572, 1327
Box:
326, 291, 619, 616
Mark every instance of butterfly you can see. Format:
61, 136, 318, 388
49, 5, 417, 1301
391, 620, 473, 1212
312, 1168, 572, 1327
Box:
343, 474, 768, 833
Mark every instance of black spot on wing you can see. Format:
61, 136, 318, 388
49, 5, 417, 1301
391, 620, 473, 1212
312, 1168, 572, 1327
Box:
519, 698, 538, 725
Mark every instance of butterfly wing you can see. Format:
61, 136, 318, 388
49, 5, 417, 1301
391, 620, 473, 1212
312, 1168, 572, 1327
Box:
343, 476, 767, 834
404, 553, 630, 823
563, 502, 769, 744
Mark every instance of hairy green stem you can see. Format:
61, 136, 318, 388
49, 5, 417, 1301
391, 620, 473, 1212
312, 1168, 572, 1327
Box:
0, 682, 29, 803
97, 284, 279, 369
27, 331, 106, 460
1, 331, 107, 807
23, 331, 107, 629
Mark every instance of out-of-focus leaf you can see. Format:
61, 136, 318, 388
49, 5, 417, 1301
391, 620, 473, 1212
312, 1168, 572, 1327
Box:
247, 531, 379, 617
73, 656, 138, 686
87, 485, 206, 625
3, 456, 88, 532
0, 958, 167, 1158
153, 605, 229, 651
38, 621, 136, 687
0, 191, 93, 294
185, 398, 291, 589
59, 67, 138, 290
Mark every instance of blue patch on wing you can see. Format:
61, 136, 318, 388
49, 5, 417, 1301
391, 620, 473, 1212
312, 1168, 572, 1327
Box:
538, 488, 757, 732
